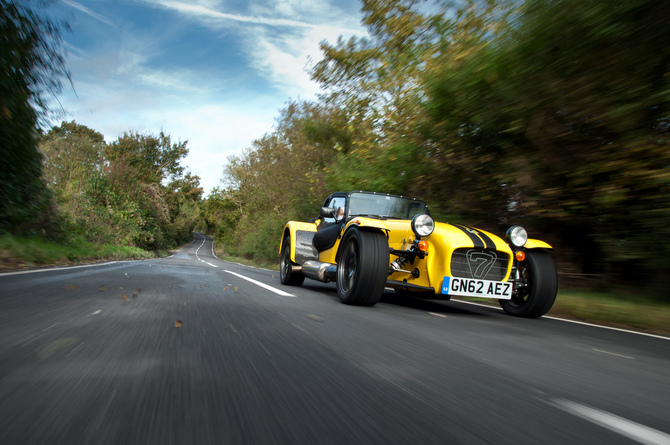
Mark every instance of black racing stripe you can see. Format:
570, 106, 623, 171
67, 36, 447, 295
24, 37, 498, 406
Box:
450, 224, 485, 249
452, 224, 497, 250
473, 229, 497, 251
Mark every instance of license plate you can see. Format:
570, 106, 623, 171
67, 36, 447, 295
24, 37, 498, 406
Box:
441, 277, 512, 300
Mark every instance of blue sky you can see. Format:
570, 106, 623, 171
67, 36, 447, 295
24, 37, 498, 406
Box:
50, 0, 367, 194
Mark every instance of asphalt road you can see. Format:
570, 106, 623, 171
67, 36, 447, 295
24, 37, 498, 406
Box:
1, 233, 669, 445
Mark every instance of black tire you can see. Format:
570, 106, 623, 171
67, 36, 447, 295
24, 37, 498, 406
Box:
280, 236, 305, 286
500, 251, 558, 318
336, 228, 389, 306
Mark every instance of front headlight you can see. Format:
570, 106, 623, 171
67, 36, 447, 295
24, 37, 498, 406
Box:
506, 225, 528, 247
412, 213, 434, 238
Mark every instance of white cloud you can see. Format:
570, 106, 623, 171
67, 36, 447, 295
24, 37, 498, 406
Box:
162, 104, 279, 193
146, 0, 366, 99
55, 0, 366, 194
152, 0, 316, 29
246, 23, 365, 98
61, 0, 117, 27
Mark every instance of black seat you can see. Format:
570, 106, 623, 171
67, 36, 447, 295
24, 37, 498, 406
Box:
313, 221, 343, 252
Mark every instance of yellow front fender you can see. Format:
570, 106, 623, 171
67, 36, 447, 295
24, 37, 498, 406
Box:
280, 221, 318, 262
525, 238, 553, 250
317, 218, 391, 264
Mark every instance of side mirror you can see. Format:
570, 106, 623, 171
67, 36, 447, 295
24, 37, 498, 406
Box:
320, 207, 335, 218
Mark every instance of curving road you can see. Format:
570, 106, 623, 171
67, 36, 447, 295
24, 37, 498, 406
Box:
0, 233, 669, 444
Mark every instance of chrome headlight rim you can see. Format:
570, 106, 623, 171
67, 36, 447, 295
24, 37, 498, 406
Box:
506, 225, 528, 248
411, 213, 435, 238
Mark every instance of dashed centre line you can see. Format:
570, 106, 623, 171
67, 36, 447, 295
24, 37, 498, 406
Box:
194, 237, 218, 268
592, 348, 635, 360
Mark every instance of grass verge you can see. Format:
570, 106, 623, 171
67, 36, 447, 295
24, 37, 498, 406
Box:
547, 290, 670, 335
0, 234, 162, 270
459, 289, 670, 336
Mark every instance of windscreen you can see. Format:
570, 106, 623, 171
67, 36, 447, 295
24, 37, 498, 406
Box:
348, 192, 429, 220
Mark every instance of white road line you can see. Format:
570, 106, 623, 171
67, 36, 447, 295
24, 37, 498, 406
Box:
592, 348, 635, 360
194, 237, 220, 268
224, 270, 295, 297
0, 261, 119, 276
544, 316, 670, 341
194, 237, 207, 262
429, 312, 447, 318
450, 299, 670, 341
549, 398, 670, 445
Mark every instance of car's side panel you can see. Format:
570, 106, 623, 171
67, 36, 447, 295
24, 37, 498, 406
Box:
280, 221, 318, 264
295, 230, 319, 263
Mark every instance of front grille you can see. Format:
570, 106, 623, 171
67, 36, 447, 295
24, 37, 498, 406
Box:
450, 248, 509, 281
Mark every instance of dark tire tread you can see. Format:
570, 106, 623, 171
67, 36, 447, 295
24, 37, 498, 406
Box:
336, 229, 389, 306
500, 251, 558, 318
280, 236, 305, 286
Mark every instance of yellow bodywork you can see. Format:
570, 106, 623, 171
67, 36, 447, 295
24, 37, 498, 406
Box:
280, 218, 552, 295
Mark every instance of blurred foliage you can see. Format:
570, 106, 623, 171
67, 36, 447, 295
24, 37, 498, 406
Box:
0, 0, 68, 235
422, 0, 670, 282
210, 0, 670, 296
39, 121, 204, 251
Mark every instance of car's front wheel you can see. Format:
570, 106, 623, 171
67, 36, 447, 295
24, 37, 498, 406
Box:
280, 236, 304, 286
336, 228, 389, 306
500, 251, 557, 318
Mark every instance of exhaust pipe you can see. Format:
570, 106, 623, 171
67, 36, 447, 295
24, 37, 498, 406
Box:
302, 261, 337, 282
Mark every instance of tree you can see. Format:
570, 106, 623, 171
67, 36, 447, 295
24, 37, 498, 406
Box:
40, 121, 105, 203
0, 0, 69, 234
104, 130, 188, 185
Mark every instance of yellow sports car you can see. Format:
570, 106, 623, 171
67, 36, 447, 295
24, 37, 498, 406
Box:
279, 191, 558, 318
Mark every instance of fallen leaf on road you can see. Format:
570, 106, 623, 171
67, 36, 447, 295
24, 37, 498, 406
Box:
234, 287, 238, 291
174, 320, 182, 328
98, 287, 105, 292
66, 285, 80, 290
205, 283, 209, 287
136, 288, 142, 293
122, 292, 128, 301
